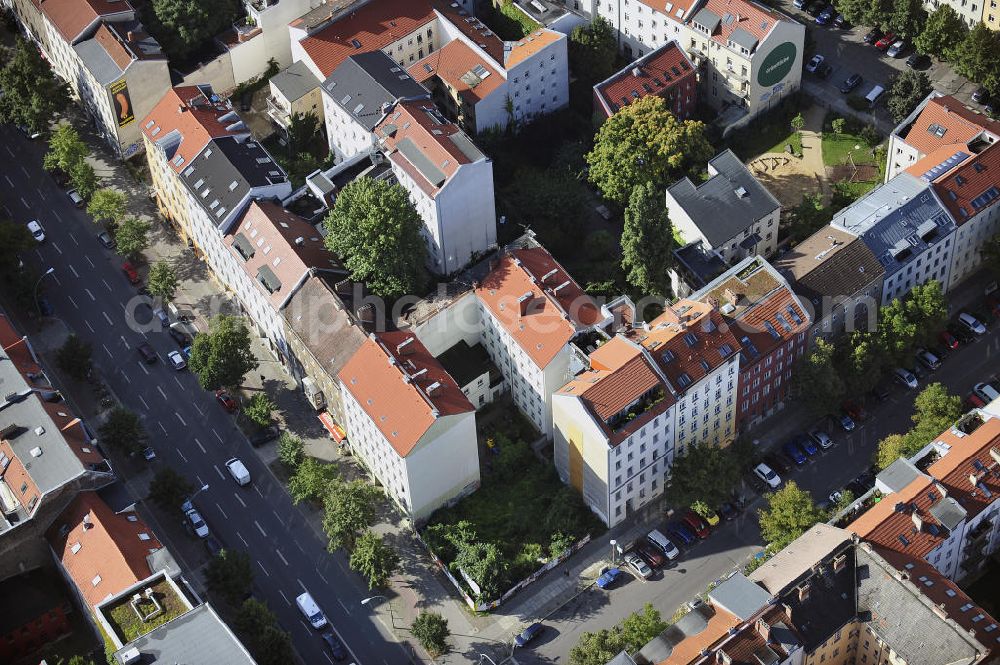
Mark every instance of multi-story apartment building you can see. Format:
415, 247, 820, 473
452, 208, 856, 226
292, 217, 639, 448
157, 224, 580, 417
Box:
985, 0, 1000, 28
774, 225, 885, 342
267, 59, 323, 130
289, 0, 569, 133
924, 0, 983, 26
592, 40, 698, 119
338, 331, 478, 521
831, 171, 956, 305
586, 0, 804, 130
8, 0, 170, 158
666, 149, 782, 265
691, 256, 810, 432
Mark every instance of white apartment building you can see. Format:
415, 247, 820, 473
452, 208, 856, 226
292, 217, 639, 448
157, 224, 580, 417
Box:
924, 0, 983, 26
338, 331, 479, 521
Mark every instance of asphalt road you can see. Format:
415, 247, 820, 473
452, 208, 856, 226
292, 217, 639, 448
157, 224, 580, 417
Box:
520, 322, 1000, 663
0, 125, 403, 665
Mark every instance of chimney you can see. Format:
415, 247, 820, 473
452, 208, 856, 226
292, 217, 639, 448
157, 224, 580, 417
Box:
126, 30, 136, 41
706, 295, 720, 310
632, 66, 643, 77
335, 278, 352, 295
396, 337, 415, 355
970, 473, 979, 488
83, 513, 93, 529
178, 104, 186, 114
426, 381, 441, 395
797, 583, 810, 601
518, 291, 534, 316
723, 288, 742, 305
410, 367, 427, 381
552, 280, 571, 295
357, 303, 375, 324
833, 553, 847, 573
540, 267, 558, 283
755, 618, 771, 641
294, 236, 305, 246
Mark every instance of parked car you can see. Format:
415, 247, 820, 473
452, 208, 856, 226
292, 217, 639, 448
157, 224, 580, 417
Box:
966, 393, 987, 409
121, 261, 140, 285
682, 510, 710, 538
321, 632, 347, 661
515, 623, 545, 648
833, 13, 849, 27
793, 0, 807, 7
939, 330, 960, 350
782, 440, 807, 465
840, 73, 863, 93
973, 382, 1000, 403
183, 503, 209, 538
97, 230, 115, 249
137, 343, 157, 364
869, 384, 891, 402
763, 453, 789, 475
838, 413, 856, 431
807, 1, 825, 16
874, 33, 897, 50
893, 367, 919, 389
915, 348, 941, 371
168, 327, 192, 346
67, 189, 84, 207
809, 428, 834, 449
815, 6, 834, 24
958, 311, 987, 335
636, 541, 667, 569
624, 553, 654, 579
817, 63, 834, 79
863, 28, 882, 44
911, 363, 927, 381
248, 424, 280, 447
596, 567, 624, 589
647, 530, 680, 560
215, 389, 238, 412
842, 400, 867, 421
947, 323, 975, 344
753, 462, 781, 489
203, 535, 224, 557
667, 521, 696, 546
167, 350, 187, 370
886, 40, 906, 57
806, 54, 825, 73
797, 434, 819, 456
973, 87, 990, 104
905, 53, 929, 68
698, 507, 721, 526
719, 502, 739, 520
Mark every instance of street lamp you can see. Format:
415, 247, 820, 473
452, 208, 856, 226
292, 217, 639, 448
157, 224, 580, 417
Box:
187, 483, 210, 502
34, 267, 55, 315
610, 539, 618, 566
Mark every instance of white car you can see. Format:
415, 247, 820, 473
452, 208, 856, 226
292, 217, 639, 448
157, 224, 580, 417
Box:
167, 350, 187, 370
27, 220, 45, 243
893, 367, 918, 389
624, 553, 653, 579
184, 506, 209, 538
958, 312, 987, 335
806, 54, 825, 73
754, 462, 781, 489
225, 457, 251, 486
886, 40, 906, 57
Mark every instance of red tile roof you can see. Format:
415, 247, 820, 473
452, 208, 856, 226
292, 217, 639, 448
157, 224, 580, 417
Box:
338, 331, 474, 457
594, 41, 696, 117
901, 95, 1000, 156
697, 0, 781, 48
93, 23, 134, 70
931, 141, 1000, 224
476, 247, 603, 369
504, 29, 561, 68
408, 39, 503, 105
37, 0, 133, 43
141, 86, 247, 174
47, 492, 160, 608
638, 0, 700, 21
904, 143, 972, 180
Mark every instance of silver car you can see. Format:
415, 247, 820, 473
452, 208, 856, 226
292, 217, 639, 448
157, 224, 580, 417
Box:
809, 429, 833, 449
624, 553, 653, 579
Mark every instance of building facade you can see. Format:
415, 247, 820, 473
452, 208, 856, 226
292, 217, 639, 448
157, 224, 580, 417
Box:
593, 40, 698, 119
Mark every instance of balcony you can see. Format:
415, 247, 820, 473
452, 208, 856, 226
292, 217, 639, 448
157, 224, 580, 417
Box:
606, 388, 667, 432
267, 96, 290, 127
232, 16, 262, 44
967, 516, 993, 542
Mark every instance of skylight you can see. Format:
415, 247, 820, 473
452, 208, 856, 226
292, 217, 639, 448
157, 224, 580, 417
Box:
786, 306, 802, 325
764, 321, 781, 339
677, 372, 692, 387
683, 332, 698, 347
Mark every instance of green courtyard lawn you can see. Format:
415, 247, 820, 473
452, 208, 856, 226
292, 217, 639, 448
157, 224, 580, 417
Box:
731, 122, 802, 161
821, 131, 878, 169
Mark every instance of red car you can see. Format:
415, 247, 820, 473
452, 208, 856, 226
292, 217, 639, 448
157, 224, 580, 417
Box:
842, 400, 867, 421
215, 389, 237, 412
874, 33, 896, 50
966, 393, 986, 409
635, 541, 666, 569
939, 330, 959, 350
682, 510, 710, 539
121, 261, 140, 285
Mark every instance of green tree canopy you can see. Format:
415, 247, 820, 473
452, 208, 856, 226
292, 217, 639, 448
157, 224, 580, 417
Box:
501, 165, 584, 254
836, 331, 884, 396
323, 177, 427, 299
791, 338, 844, 416
148, 467, 193, 513
887, 69, 933, 123
69, 161, 99, 200
621, 181, 673, 295
757, 481, 825, 550
876, 297, 918, 364
87, 188, 128, 226
905, 280, 947, 347
322, 479, 379, 551
569, 604, 668, 665
147, 260, 178, 303
288, 457, 338, 505
276, 431, 304, 469
953, 23, 1000, 93
0, 38, 70, 133
876, 383, 962, 468
787, 193, 831, 243
568, 16, 618, 86
98, 407, 146, 454
452, 540, 507, 600
586, 96, 714, 205
56, 334, 93, 381
0, 220, 34, 279
205, 549, 254, 605
187, 315, 259, 390
349, 530, 400, 589
876, 433, 908, 470
411, 611, 450, 657
151, 0, 239, 59
243, 392, 275, 428
44, 125, 89, 173
915, 5, 968, 59
889, 0, 926, 39
112, 217, 150, 258
665, 442, 741, 508
234, 599, 293, 665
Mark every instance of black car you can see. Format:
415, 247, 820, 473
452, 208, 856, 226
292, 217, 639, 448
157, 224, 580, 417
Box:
973, 87, 990, 104
863, 28, 882, 44
204, 535, 224, 557
905, 53, 929, 69
763, 453, 790, 476
719, 502, 739, 520
248, 424, 280, 447
840, 74, 863, 93
869, 384, 891, 402
833, 13, 849, 27
137, 343, 158, 364
321, 632, 347, 661
168, 327, 192, 346
817, 63, 834, 80
947, 323, 975, 344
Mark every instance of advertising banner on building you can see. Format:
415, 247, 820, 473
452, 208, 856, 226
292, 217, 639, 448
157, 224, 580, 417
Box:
111, 78, 135, 128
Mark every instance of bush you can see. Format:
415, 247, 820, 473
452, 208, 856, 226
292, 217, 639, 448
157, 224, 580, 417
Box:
243, 392, 275, 428
859, 125, 881, 147
276, 432, 304, 469
411, 612, 449, 657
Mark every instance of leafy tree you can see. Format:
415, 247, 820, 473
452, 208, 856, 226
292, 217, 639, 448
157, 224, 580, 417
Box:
87, 189, 127, 227
790, 113, 805, 132
915, 5, 968, 59
831, 117, 846, 135
68, 161, 99, 200
791, 339, 844, 416
887, 69, 933, 123
586, 95, 714, 205
113, 217, 150, 258
205, 549, 253, 605
151, 0, 239, 59
905, 280, 947, 347
453, 541, 507, 600
876, 432, 909, 470
44, 125, 89, 173
834, 0, 871, 27
235, 598, 277, 638
876, 383, 962, 468
568, 16, 617, 86
411, 611, 450, 657
757, 481, 825, 550
276, 431, 304, 469
284, 151, 321, 187
569, 604, 667, 665
147, 260, 178, 303
235, 599, 294, 665
56, 334, 93, 381
889, 0, 926, 39
621, 182, 673, 295
286, 112, 322, 157
148, 467, 193, 512
836, 331, 884, 396
187, 315, 259, 390
98, 407, 146, 454
787, 193, 830, 243
828, 489, 856, 517
953, 23, 1000, 92
502, 165, 585, 254
876, 298, 918, 364
288, 457, 338, 505
61, 657, 95, 665
0, 220, 33, 278
349, 530, 399, 589
665, 442, 741, 508
0, 38, 70, 133
254, 626, 294, 665
323, 177, 426, 299
244, 392, 275, 428
321, 479, 379, 551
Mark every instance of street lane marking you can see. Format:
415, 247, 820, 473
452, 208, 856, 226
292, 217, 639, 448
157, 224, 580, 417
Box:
2, 174, 10, 186
256, 487, 264, 498
254, 520, 266, 537
177, 448, 188, 463
68, 264, 79, 278
279, 590, 291, 606
234, 493, 246, 508
3, 146, 11, 157
195, 438, 206, 454
67, 295, 78, 309
196, 475, 204, 487
51, 210, 62, 223
20, 166, 28, 177
175, 411, 186, 426
297, 579, 307, 592
85, 255, 94, 268
214, 465, 225, 480
51, 274, 61, 286
20, 196, 29, 209
337, 598, 348, 613
138, 395, 149, 410
237, 531, 248, 547
138, 361, 149, 375
68, 233, 79, 246
157, 386, 167, 400
323, 653, 334, 665
173, 375, 183, 389
121, 371, 130, 385
276, 549, 289, 566
194, 402, 204, 416
158, 422, 167, 434
84, 288, 95, 301
216, 503, 227, 519
120, 335, 129, 350
103, 311, 113, 326
272, 510, 281, 523
257, 561, 270, 577
212, 428, 223, 443
102, 343, 112, 358
317, 571, 328, 585
102, 278, 111, 292
51, 240, 62, 254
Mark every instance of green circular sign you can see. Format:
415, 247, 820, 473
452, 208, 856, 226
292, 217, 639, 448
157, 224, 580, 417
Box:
757, 41, 797, 87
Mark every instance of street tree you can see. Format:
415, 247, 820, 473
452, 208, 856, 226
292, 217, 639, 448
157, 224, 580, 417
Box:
0, 38, 70, 133
665, 443, 741, 508
86, 189, 128, 227
905, 280, 947, 347
568, 16, 618, 85
889, 0, 926, 39
187, 315, 258, 390
235, 598, 277, 639
836, 331, 884, 396
321, 479, 379, 551
757, 481, 825, 550
205, 549, 253, 605
0, 220, 34, 278
834, 0, 872, 27
276, 431, 304, 469
876, 432, 909, 470
570, 605, 667, 665
953, 23, 1000, 92
98, 407, 146, 455
147, 261, 178, 303
876, 298, 918, 364
56, 334, 93, 381
915, 5, 968, 59
909, 382, 962, 439
113, 217, 150, 258
243, 392, 275, 428
151, 0, 239, 59
323, 177, 426, 299
887, 69, 933, 123
234, 599, 293, 665
44, 125, 89, 174
148, 467, 193, 512
411, 611, 450, 657
288, 457, 338, 505
586, 95, 714, 205
68, 161, 99, 200
621, 181, 674, 295
791, 339, 844, 416
349, 530, 400, 589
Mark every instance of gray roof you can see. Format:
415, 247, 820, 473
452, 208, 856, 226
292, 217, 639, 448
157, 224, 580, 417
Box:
778, 541, 857, 651
876, 458, 928, 494
114, 604, 255, 665
605, 652, 638, 665
74, 38, 124, 85
180, 137, 287, 228
270, 60, 320, 104
707, 572, 773, 620
436, 341, 496, 387
750, 523, 852, 594
928, 496, 966, 531
831, 173, 956, 279
674, 240, 727, 288
322, 51, 429, 131
397, 137, 446, 186
666, 149, 781, 248
692, 7, 721, 31
728, 27, 759, 51
635, 601, 716, 662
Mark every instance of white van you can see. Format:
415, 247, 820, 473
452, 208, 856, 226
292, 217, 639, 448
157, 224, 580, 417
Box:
647, 529, 680, 560
865, 84, 885, 108
974, 382, 1000, 403
296, 592, 327, 629
225, 458, 251, 486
